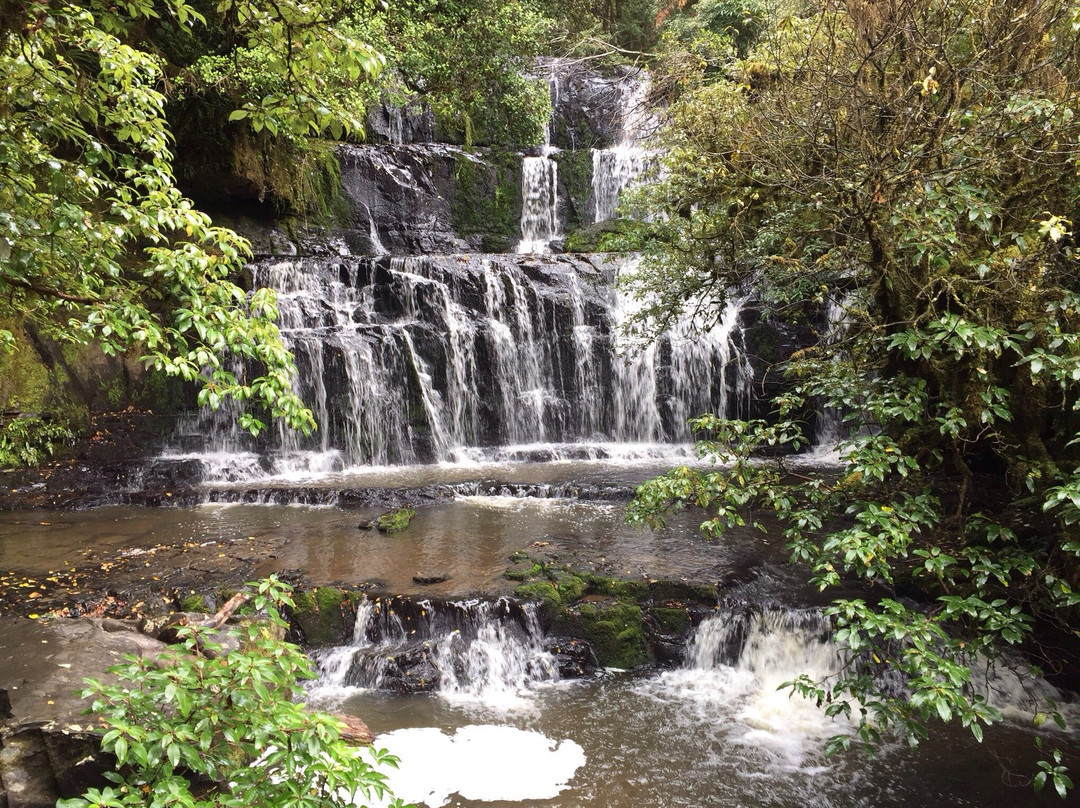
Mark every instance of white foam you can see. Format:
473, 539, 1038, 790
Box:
370, 725, 585, 806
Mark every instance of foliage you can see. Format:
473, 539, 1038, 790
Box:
627, 0, 1080, 794
0, 0, 388, 438
547, 0, 659, 53
0, 416, 74, 468
351, 0, 552, 147
60, 576, 408, 808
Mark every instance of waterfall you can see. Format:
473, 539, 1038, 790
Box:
167, 254, 757, 477
591, 72, 653, 223
310, 596, 558, 708
813, 295, 848, 455
686, 608, 844, 677
516, 155, 560, 254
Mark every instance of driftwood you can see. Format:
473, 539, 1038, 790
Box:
331, 713, 374, 746
157, 592, 253, 650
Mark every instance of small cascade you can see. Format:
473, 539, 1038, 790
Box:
516, 155, 560, 254
591, 72, 654, 223
311, 596, 558, 706
686, 608, 843, 677
813, 295, 848, 455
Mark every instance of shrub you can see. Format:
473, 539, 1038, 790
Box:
60, 577, 408, 808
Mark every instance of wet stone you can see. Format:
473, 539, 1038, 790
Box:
412, 572, 450, 585
543, 636, 598, 679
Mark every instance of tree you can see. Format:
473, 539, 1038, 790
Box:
0, 0, 384, 437
59, 577, 408, 808
627, 0, 1080, 795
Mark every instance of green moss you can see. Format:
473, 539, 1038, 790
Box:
450, 150, 522, 244
514, 581, 563, 618
181, 594, 212, 613
504, 562, 545, 582
0, 319, 66, 413
588, 574, 649, 601
288, 587, 347, 646
374, 507, 416, 533
508, 550, 530, 563
646, 606, 690, 634
292, 590, 316, 612
552, 150, 593, 232
315, 586, 345, 612
559, 600, 647, 669
551, 569, 588, 603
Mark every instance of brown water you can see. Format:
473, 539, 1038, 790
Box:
325, 677, 1079, 808
2, 459, 1076, 808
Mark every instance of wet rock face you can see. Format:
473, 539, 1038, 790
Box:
338, 144, 469, 256
0, 618, 167, 808
366, 99, 437, 146
542, 636, 598, 678
541, 59, 647, 150
336, 145, 526, 257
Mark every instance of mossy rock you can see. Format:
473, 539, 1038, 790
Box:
505, 561, 545, 582
557, 600, 648, 669
514, 580, 562, 614
288, 587, 348, 646
646, 606, 691, 634
587, 574, 649, 602
550, 569, 588, 603
368, 508, 416, 534
646, 580, 717, 604
180, 593, 213, 614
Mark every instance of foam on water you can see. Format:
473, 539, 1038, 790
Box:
368, 725, 585, 807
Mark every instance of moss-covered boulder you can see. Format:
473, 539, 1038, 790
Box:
555, 599, 647, 669
361, 507, 416, 534
288, 587, 348, 645
507, 552, 718, 669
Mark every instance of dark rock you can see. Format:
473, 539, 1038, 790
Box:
366, 96, 436, 145
337, 145, 473, 256
412, 573, 450, 585
0, 728, 59, 808
542, 636, 598, 678
372, 644, 441, 694
41, 727, 111, 800
540, 58, 654, 151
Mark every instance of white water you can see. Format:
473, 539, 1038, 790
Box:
516, 155, 560, 254
642, 609, 854, 772
372, 725, 586, 807
309, 597, 558, 711
591, 72, 653, 223
165, 254, 755, 480
320, 604, 1080, 807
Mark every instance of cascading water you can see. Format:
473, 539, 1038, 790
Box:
591, 71, 653, 223
516, 155, 560, 254
169, 253, 755, 477
310, 596, 558, 708
813, 295, 849, 456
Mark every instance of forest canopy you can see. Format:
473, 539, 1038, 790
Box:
627, 0, 1080, 791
